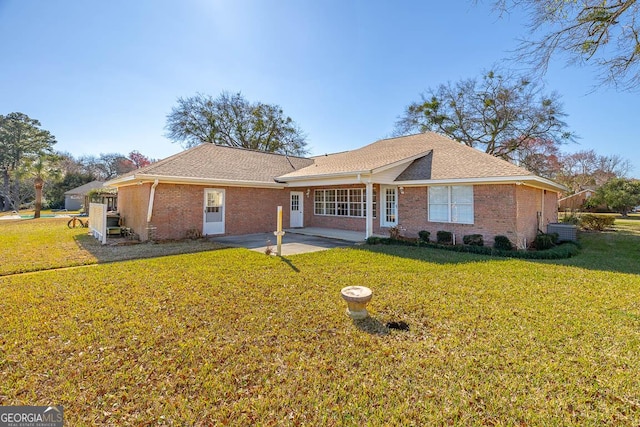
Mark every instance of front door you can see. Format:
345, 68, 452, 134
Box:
290, 191, 304, 228
381, 186, 398, 227
203, 189, 225, 235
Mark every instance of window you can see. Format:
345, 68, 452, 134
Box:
428, 186, 473, 224
314, 188, 377, 218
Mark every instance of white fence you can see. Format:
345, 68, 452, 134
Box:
89, 202, 107, 244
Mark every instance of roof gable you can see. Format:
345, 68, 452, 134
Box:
279, 132, 533, 181
64, 180, 105, 195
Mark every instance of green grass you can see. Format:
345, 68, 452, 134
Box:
0, 218, 225, 276
1, 217, 640, 425
0, 218, 98, 275
547, 213, 640, 274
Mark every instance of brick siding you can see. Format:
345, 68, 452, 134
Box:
397, 184, 557, 247
117, 182, 558, 244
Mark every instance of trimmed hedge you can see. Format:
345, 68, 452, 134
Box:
534, 233, 559, 250
437, 231, 453, 245
463, 234, 484, 246
418, 230, 431, 242
493, 235, 513, 251
365, 236, 580, 259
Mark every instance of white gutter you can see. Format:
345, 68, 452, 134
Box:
108, 174, 286, 189
393, 175, 567, 192
278, 151, 431, 183
278, 169, 373, 182
146, 179, 159, 222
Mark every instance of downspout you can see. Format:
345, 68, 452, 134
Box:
147, 179, 159, 222
540, 189, 546, 233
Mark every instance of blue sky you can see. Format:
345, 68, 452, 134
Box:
1, 0, 638, 177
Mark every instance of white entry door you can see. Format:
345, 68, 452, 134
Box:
290, 191, 304, 228
203, 189, 225, 235
381, 186, 398, 227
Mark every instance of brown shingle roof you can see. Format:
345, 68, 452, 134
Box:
64, 180, 106, 195
278, 133, 533, 180
116, 143, 314, 184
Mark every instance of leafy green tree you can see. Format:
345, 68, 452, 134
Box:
395, 70, 575, 163
165, 92, 308, 156
0, 113, 57, 211
492, 0, 640, 89
591, 178, 640, 216
47, 171, 96, 210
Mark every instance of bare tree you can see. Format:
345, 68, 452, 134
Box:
492, 0, 640, 90
556, 149, 632, 192
395, 69, 575, 162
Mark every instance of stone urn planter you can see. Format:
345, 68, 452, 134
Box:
340, 286, 373, 319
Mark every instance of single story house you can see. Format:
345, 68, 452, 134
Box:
558, 189, 596, 211
64, 180, 106, 211
106, 133, 564, 247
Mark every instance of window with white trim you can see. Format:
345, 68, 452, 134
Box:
428, 185, 474, 224
314, 188, 377, 218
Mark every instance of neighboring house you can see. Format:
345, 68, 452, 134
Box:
106, 133, 564, 246
64, 181, 106, 211
558, 189, 596, 211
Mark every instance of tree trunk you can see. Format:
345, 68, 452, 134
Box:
34, 177, 44, 219
1, 168, 11, 211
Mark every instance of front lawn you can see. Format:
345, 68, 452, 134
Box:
1, 218, 640, 424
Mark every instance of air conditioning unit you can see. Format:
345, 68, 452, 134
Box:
547, 223, 577, 242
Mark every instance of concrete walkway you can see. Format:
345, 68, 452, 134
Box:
210, 228, 365, 255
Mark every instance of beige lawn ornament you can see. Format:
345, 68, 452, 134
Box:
340, 286, 373, 320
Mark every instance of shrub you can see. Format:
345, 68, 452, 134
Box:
437, 231, 453, 245
367, 236, 389, 245
533, 233, 558, 250
463, 234, 484, 246
580, 214, 615, 231
365, 236, 579, 259
561, 214, 580, 225
418, 230, 430, 242
185, 228, 202, 239
388, 226, 401, 239
493, 235, 513, 251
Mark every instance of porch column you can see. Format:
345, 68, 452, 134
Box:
365, 181, 373, 238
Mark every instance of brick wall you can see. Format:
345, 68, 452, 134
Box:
225, 187, 291, 235
514, 185, 540, 248
398, 184, 521, 246
147, 184, 203, 240
142, 184, 294, 240
513, 186, 560, 248
117, 182, 560, 244
544, 190, 559, 225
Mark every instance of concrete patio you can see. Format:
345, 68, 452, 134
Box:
210, 227, 366, 255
